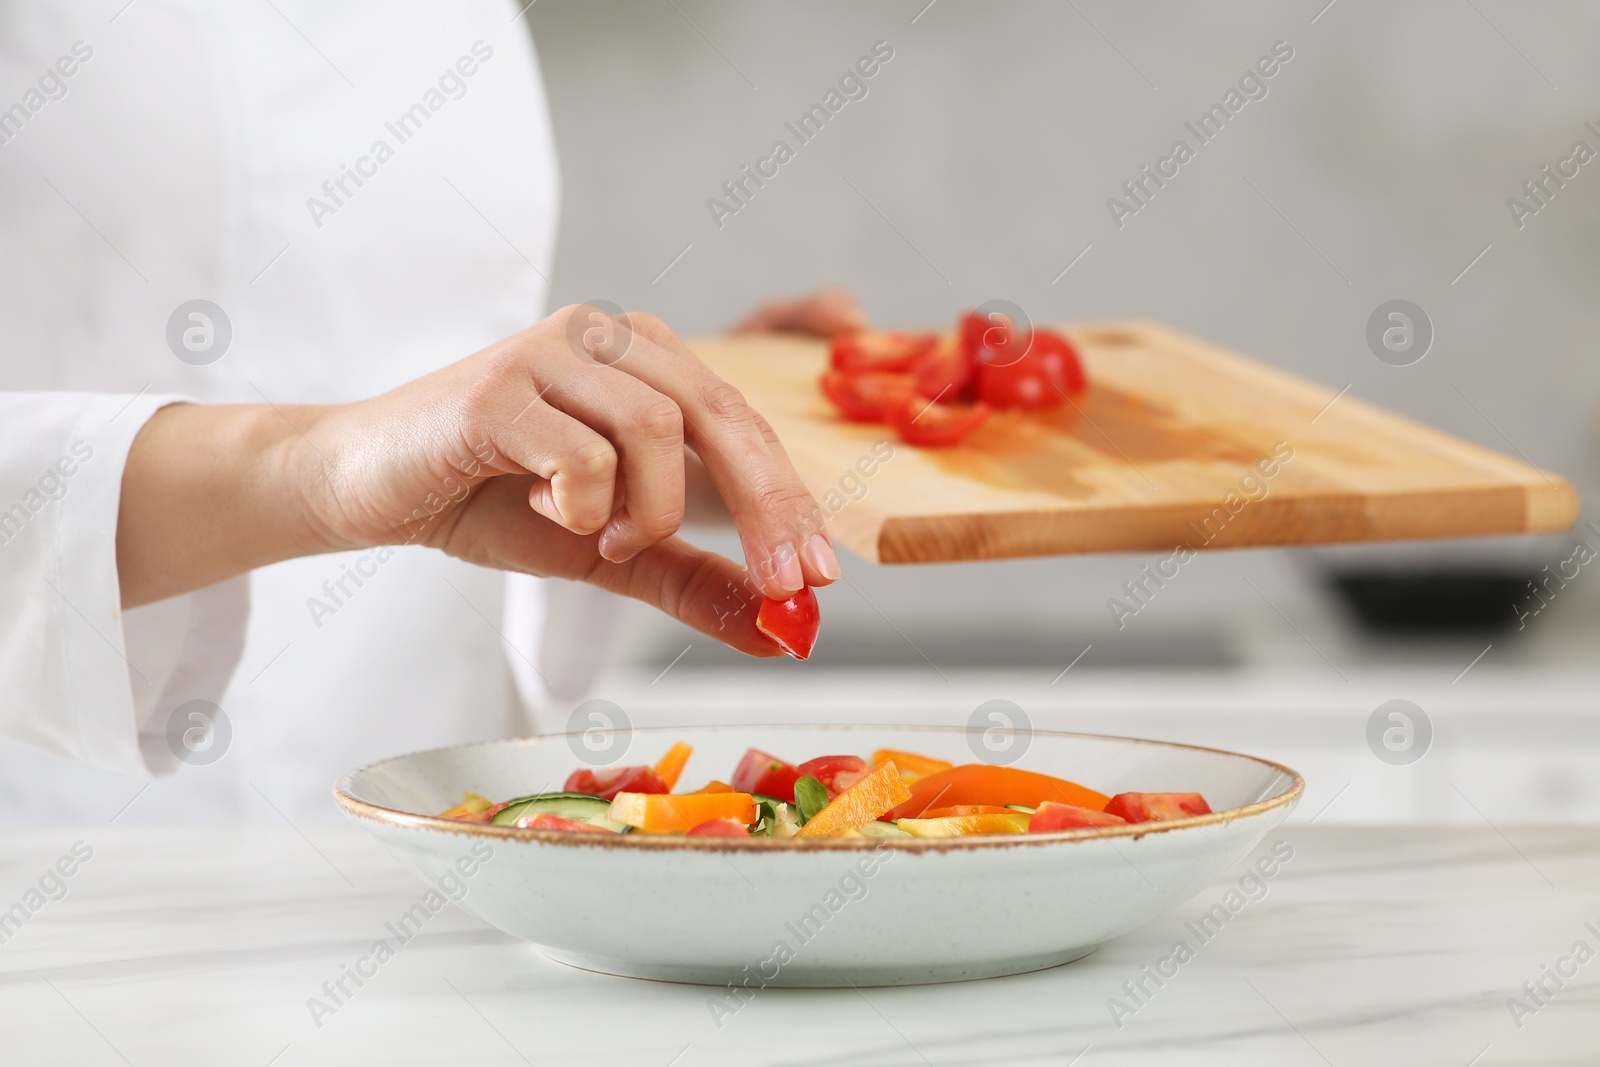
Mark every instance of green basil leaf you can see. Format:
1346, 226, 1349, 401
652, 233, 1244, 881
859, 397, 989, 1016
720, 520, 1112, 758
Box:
793, 776, 829, 824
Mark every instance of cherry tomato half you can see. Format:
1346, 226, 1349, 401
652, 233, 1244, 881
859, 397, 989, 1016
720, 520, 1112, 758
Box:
911, 338, 977, 402
564, 765, 670, 800
515, 813, 608, 832
830, 331, 939, 374
730, 748, 803, 802
819, 370, 915, 423
756, 586, 820, 660
1103, 792, 1212, 824
887, 390, 989, 447
975, 347, 1062, 410
686, 818, 751, 838
1029, 329, 1087, 396
1027, 801, 1126, 832
795, 755, 869, 797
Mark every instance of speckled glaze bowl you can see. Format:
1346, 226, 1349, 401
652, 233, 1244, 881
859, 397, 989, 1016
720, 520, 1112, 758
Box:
334, 725, 1301, 987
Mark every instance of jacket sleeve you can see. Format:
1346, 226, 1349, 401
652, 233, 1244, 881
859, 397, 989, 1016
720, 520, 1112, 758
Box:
0, 393, 250, 777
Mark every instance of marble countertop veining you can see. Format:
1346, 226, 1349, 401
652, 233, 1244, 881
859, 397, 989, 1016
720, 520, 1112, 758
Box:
1, 824, 1597, 1066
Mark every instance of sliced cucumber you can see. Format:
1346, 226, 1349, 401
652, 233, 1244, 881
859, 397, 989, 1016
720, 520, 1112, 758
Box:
491, 792, 628, 832
857, 820, 913, 839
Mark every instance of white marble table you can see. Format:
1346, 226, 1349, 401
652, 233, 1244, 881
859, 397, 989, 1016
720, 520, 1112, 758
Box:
2, 824, 1596, 1066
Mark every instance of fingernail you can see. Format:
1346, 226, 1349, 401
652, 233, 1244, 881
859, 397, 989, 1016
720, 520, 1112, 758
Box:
773, 543, 804, 593
805, 533, 840, 581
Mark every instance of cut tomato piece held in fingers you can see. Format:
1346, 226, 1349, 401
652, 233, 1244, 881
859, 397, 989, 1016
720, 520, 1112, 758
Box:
887, 391, 989, 448
819, 370, 914, 423
729, 749, 803, 802
757, 586, 820, 660
795, 755, 869, 798
1028, 802, 1126, 832
564, 765, 670, 801
830, 331, 938, 374
1104, 792, 1212, 823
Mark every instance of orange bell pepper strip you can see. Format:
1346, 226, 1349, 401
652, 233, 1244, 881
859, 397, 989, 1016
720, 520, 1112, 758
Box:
871, 748, 953, 781
687, 780, 733, 795
653, 742, 693, 790
609, 791, 756, 832
796, 761, 913, 838
886, 764, 1110, 821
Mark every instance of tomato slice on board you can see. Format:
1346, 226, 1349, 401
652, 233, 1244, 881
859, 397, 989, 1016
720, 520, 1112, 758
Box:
686, 817, 751, 838
886, 764, 1111, 821
1029, 329, 1087, 395
887, 391, 989, 447
911, 338, 977, 402
756, 586, 820, 660
830, 331, 939, 374
819, 370, 915, 423
795, 755, 870, 797
730, 749, 803, 803
1103, 792, 1212, 823
975, 348, 1063, 410
564, 765, 670, 801
1028, 801, 1126, 832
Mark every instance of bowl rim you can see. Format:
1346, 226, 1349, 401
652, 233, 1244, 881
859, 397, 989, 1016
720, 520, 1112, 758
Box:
333, 723, 1304, 852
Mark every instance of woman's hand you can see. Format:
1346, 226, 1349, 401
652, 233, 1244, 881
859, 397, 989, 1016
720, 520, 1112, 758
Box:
117, 306, 842, 656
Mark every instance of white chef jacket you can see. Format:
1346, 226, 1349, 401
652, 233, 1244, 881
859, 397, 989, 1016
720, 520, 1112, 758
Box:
0, 1, 618, 822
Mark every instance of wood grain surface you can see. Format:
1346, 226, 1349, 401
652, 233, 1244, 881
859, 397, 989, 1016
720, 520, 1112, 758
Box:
690, 322, 1578, 564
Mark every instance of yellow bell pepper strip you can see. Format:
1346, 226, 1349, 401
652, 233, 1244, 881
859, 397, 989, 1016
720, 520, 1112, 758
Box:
609, 791, 757, 832
886, 764, 1110, 821
871, 748, 954, 782
896, 813, 1031, 837
795, 761, 913, 838
438, 792, 493, 819
652, 742, 694, 791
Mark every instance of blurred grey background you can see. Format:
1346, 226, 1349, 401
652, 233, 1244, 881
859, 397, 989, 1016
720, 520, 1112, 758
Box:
523, 1, 1600, 823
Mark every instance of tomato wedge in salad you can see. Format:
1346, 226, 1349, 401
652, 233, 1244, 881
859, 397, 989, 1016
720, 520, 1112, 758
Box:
1104, 792, 1213, 823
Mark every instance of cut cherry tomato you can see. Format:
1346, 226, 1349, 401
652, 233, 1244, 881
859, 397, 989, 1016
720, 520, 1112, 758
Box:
730, 748, 803, 803
887, 390, 989, 448
921, 805, 1017, 818
457, 800, 511, 823
961, 309, 1034, 374
686, 817, 751, 838
515, 813, 613, 833
1030, 329, 1087, 395
911, 338, 977, 401
819, 370, 915, 423
795, 755, 869, 798
1028, 801, 1126, 832
830, 331, 938, 374
975, 348, 1062, 410
1104, 792, 1213, 823
564, 765, 670, 801
756, 586, 820, 660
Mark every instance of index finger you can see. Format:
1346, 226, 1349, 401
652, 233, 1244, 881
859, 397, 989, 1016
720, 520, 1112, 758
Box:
601, 312, 840, 598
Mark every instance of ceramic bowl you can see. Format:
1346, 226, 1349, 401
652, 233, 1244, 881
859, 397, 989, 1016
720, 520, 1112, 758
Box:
334, 724, 1301, 987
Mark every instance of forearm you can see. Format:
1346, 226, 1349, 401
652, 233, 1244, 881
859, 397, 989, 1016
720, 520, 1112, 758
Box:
115, 403, 330, 608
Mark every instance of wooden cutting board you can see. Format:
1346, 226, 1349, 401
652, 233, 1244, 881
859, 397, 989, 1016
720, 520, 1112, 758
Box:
689, 322, 1578, 564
